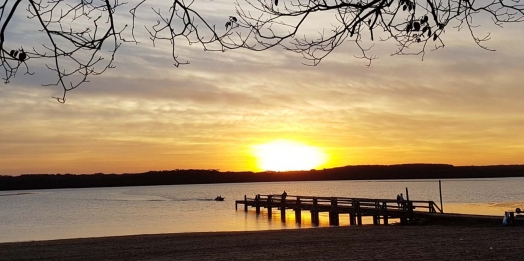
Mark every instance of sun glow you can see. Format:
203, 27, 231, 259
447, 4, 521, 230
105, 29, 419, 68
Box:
252, 140, 328, 171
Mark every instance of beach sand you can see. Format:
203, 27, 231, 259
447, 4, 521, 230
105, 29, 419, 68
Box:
1, 225, 523, 260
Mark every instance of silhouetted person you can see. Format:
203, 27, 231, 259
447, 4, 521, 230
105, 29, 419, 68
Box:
282, 191, 287, 200
396, 194, 401, 207
399, 193, 405, 209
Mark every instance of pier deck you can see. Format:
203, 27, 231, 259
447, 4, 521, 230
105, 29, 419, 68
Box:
235, 194, 515, 226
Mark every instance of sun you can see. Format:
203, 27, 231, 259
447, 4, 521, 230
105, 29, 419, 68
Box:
252, 140, 327, 171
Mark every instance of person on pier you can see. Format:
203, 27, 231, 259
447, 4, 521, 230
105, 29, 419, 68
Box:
282, 191, 287, 200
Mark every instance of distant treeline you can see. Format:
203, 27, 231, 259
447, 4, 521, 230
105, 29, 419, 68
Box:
1, 164, 524, 191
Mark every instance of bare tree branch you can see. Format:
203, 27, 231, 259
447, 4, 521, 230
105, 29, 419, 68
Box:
234, 0, 524, 65
1, 0, 523, 102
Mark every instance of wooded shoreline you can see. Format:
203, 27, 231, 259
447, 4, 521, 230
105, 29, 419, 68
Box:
2, 164, 524, 191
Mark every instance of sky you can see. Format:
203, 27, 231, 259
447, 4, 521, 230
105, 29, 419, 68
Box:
1, 0, 524, 175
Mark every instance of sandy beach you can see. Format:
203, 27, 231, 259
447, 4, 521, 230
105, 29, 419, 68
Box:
1, 225, 523, 261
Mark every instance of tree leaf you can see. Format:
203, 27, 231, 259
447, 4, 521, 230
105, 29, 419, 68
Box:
413, 22, 420, 31
275, 0, 278, 6
433, 33, 438, 41
18, 51, 26, 62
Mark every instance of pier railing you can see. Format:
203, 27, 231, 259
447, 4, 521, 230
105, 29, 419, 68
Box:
235, 194, 443, 226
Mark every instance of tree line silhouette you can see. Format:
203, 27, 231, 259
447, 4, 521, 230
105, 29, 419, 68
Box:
1, 164, 524, 191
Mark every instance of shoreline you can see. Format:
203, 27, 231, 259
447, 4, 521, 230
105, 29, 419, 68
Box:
1, 225, 523, 260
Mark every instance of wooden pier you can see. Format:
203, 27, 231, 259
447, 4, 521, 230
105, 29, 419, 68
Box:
235, 194, 443, 226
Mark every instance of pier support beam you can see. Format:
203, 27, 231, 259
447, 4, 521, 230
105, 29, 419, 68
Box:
355, 201, 362, 225
281, 196, 286, 223
267, 195, 272, 219
382, 202, 388, 225
255, 194, 261, 214
311, 198, 319, 226
295, 197, 302, 224
349, 213, 356, 226
329, 198, 339, 226
373, 202, 380, 225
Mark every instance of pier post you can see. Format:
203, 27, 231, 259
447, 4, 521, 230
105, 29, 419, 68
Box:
329, 198, 339, 226
356, 201, 362, 225
280, 195, 286, 223
255, 194, 260, 214
267, 195, 272, 218
373, 202, 379, 225
382, 202, 388, 225
439, 180, 444, 213
407, 201, 414, 222
295, 197, 302, 224
244, 195, 248, 212
311, 198, 319, 226
349, 213, 356, 225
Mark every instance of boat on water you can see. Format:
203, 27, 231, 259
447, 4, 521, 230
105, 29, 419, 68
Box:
214, 196, 225, 201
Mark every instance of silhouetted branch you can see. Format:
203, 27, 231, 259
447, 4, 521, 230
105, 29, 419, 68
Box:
0, 0, 256, 102
234, 0, 524, 65
1, 0, 524, 101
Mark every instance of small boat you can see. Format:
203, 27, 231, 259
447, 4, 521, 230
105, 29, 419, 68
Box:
214, 196, 225, 201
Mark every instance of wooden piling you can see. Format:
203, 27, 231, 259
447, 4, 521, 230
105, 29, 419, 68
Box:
349, 213, 356, 225
382, 202, 389, 225
244, 195, 248, 212
355, 201, 362, 225
439, 180, 444, 213
329, 198, 339, 226
373, 202, 379, 225
255, 194, 260, 214
311, 198, 319, 226
294, 197, 302, 224
280, 195, 286, 222
267, 195, 272, 218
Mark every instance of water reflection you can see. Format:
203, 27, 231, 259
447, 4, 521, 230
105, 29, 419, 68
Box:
247, 208, 400, 228
444, 202, 524, 216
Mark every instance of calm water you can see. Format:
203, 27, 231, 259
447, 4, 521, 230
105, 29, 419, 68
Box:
1, 178, 523, 243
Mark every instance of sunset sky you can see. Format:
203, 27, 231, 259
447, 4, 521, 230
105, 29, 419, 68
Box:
1, 1, 524, 175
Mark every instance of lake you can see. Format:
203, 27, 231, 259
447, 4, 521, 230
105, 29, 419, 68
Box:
1, 178, 523, 243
